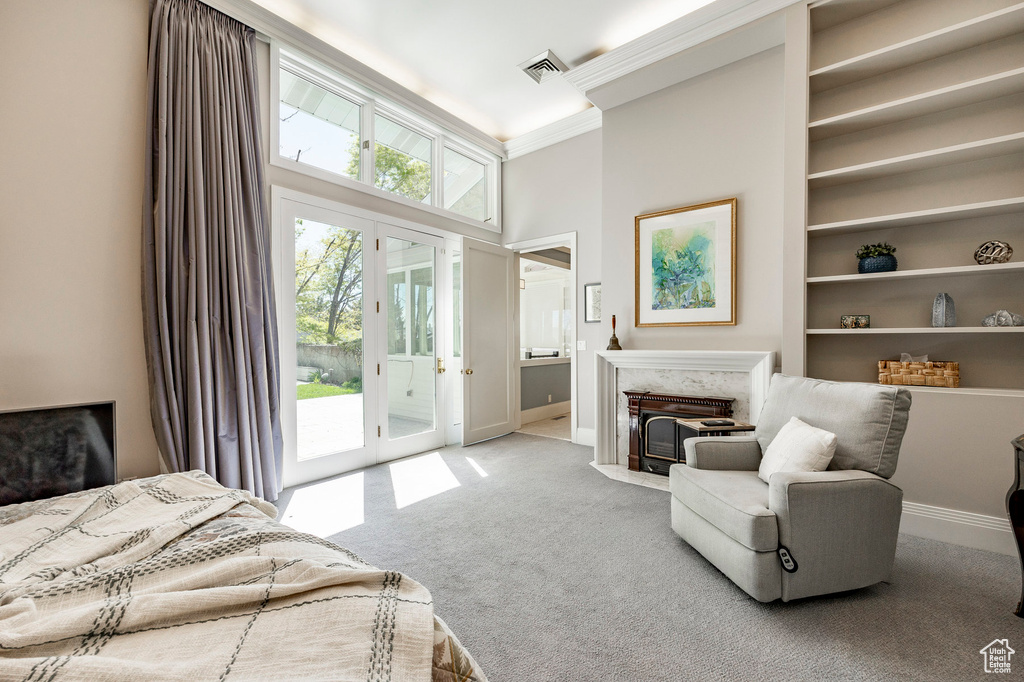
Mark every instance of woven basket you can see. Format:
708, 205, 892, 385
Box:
878, 360, 959, 388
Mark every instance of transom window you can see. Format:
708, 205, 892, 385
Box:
279, 69, 361, 181
273, 49, 500, 230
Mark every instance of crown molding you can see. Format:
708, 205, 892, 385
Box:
564, 0, 802, 94
504, 108, 603, 160
202, 0, 506, 158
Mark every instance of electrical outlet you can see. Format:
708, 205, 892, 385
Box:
577, 340, 586, 350
548, 394, 552, 403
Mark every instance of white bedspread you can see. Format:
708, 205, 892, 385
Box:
0, 473, 485, 681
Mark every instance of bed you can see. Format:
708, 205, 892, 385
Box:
0, 471, 487, 681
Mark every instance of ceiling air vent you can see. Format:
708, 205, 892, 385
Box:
518, 50, 569, 84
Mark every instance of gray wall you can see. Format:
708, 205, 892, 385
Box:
520, 363, 572, 411
503, 129, 603, 429
0, 0, 161, 480
600, 47, 785, 360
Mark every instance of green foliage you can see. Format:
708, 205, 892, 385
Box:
295, 220, 363, 345
345, 140, 431, 203
856, 242, 896, 259
342, 376, 362, 392
296, 383, 357, 400
309, 368, 324, 384
651, 227, 716, 310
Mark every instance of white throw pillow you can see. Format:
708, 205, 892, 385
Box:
757, 416, 837, 484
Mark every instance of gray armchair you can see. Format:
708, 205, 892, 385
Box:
670, 374, 912, 602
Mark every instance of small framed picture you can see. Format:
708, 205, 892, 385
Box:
840, 314, 870, 329
584, 283, 601, 323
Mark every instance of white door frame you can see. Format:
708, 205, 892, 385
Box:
505, 232, 578, 445
442, 237, 463, 444
376, 222, 446, 462
273, 192, 378, 488
272, 186, 465, 486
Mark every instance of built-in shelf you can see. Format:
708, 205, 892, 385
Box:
903, 385, 1024, 398
807, 261, 1024, 284
807, 326, 1024, 334
807, 133, 1024, 188
807, 196, 1024, 235
811, 0, 906, 33
808, 67, 1024, 141
810, 4, 1024, 93
804, 0, 1024, 394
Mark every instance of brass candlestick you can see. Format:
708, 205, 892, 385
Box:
607, 314, 622, 351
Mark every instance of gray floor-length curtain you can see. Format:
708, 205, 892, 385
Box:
143, 0, 283, 501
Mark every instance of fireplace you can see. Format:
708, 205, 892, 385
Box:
624, 391, 734, 475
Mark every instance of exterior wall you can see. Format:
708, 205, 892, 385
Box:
0, 0, 161, 479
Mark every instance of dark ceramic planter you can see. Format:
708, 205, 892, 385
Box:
858, 254, 898, 274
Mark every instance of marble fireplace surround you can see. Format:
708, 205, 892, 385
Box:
594, 350, 776, 466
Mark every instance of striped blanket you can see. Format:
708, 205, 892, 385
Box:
0, 472, 486, 681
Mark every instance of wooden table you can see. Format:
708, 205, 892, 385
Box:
675, 418, 756, 437
1007, 433, 1024, 618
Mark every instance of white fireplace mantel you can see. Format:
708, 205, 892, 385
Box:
593, 350, 776, 465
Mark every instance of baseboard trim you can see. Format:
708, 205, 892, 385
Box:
575, 427, 595, 447
520, 401, 571, 425
901, 501, 1015, 556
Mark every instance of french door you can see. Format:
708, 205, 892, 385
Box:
376, 223, 446, 462
276, 196, 445, 487
278, 198, 377, 487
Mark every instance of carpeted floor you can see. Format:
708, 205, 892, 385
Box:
275, 433, 1022, 681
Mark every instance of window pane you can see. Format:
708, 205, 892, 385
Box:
443, 148, 488, 222
375, 115, 432, 203
279, 69, 360, 179
387, 272, 407, 355
410, 267, 434, 356
451, 257, 461, 358
386, 238, 436, 439
294, 218, 364, 460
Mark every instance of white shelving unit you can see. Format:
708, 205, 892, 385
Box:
807, 327, 1024, 334
807, 261, 1024, 283
804, 0, 1024, 391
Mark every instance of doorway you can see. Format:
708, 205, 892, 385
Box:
506, 233, 577, 443
275, 192, 447, 488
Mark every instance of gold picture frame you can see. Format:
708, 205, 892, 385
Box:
635, 198, 737, 327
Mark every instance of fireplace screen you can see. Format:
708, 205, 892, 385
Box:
625, 391, 735, 475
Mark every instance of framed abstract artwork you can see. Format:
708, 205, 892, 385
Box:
635, 198, 736, 327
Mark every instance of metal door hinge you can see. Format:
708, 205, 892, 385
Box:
378, 425, 381, 437
376, 238, 379, 250
377, 363, 380, 375
376, 301, 379, 313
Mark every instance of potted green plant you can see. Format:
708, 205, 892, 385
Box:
856, 243, 898, 274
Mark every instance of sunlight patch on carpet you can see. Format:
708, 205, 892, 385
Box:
465, 457, 488, 478
390, 452, 460, 509
279, 472, 364, 536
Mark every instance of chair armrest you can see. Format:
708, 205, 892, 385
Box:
683, 436, 762, 471
768, 470, 903, 601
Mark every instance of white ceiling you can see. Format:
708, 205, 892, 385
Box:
247, 0, 718, 142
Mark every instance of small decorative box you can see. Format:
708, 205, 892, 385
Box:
840, 315, 870, 329
878, 360, 959, 388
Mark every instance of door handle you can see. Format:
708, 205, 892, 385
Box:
437, 358, 446, 374
465, 368, 474, 375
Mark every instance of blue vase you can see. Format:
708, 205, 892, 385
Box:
858, 254, 898, 274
